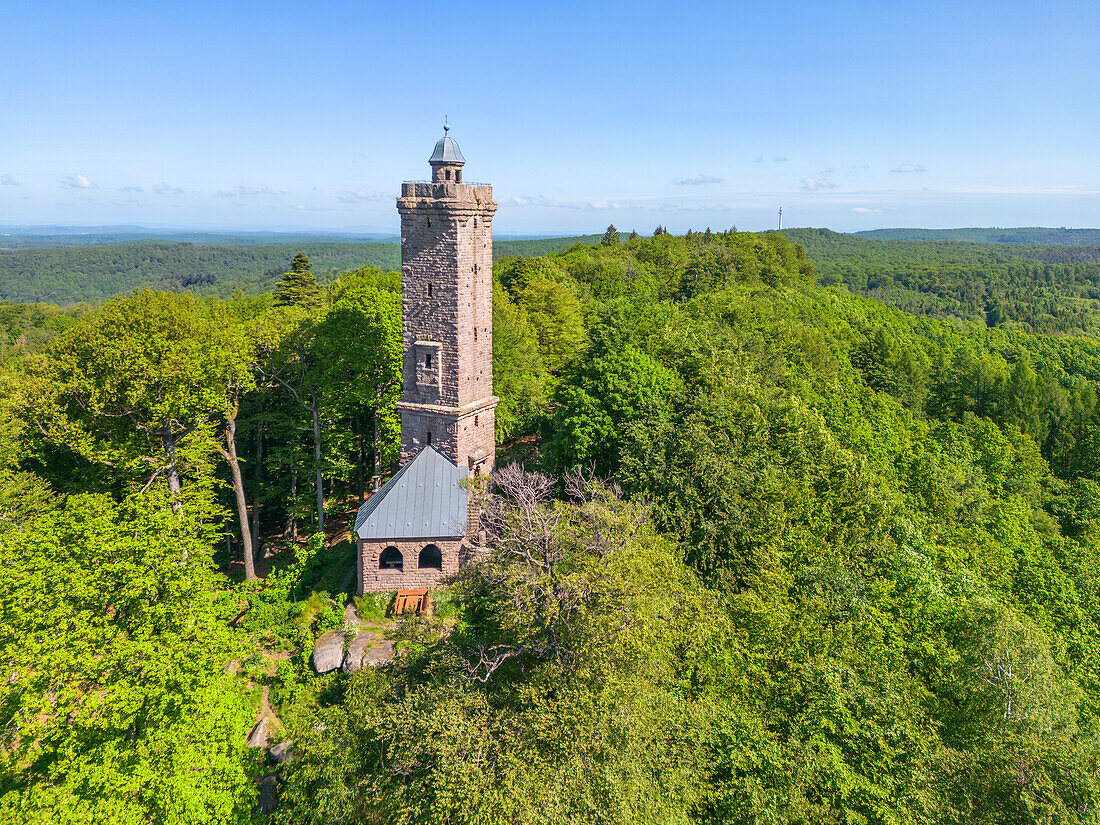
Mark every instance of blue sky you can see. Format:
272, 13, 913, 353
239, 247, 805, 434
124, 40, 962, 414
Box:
2, 0, 1097, 234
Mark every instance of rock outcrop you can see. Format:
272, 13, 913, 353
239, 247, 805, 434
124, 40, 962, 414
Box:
341, 631, 376, 672
312, 629, 347, 673
363, 639, 395, 668
247, 716, 270, 749
269, 740, 292, 764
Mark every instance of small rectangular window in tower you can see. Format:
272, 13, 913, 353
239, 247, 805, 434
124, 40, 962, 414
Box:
426, 431, 432, 445
427, 282, 432, 298
475, 415, 479, 427
473, 326, 477, 341
414, 340, 442, 393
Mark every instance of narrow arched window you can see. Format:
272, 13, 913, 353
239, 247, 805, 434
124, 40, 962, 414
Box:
427, 431, 432, 445
419, 544, 442, 570
427, 282, 432, 298
379, 546, 403, 570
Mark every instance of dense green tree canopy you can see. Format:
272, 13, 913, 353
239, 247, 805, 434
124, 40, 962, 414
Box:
3, 228, 1100, 822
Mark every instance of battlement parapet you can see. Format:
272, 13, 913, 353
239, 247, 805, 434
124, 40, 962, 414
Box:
400, 181, 493, 201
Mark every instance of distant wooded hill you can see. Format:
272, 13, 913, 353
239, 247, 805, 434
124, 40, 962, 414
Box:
778, 228, 1100, 337
0, 235, 601, 305
855, 227, 1100, 244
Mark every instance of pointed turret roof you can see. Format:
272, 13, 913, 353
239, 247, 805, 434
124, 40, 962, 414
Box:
429, 123, 465, 165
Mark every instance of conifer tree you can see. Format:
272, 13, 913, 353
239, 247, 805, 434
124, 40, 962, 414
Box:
602, 224, 621, 246
274, 253, 319, 307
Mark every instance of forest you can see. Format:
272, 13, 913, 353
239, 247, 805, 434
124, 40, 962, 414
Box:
855, 227, 1100, 245
5, 227, 1100, 823
781, 228, 1100, 336
0, 235, 600, 305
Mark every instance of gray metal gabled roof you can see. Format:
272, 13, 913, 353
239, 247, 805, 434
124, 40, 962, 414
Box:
429, 134, 465, 165
354, 446, 468, 540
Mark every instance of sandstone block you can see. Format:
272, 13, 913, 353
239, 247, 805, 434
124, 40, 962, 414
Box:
312, 630, 347, 673
341, 631, 376, 672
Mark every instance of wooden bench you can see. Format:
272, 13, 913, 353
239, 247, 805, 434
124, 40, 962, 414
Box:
394, 588, 430, 615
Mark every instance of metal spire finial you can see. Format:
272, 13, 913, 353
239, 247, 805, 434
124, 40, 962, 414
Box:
444, 116, 449, 134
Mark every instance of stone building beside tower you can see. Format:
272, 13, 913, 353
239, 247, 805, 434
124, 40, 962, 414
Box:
354, 127, 497, 594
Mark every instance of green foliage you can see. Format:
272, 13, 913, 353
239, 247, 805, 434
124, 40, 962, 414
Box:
275, 474, 733, 825
0, 236, 604, 306
353, 592, 393, 623
781, 228, 1100, 336
7, 225, 1100, 822
0, 493, 255, 822
274, 252, 320, 307
856, 226, 1100, 245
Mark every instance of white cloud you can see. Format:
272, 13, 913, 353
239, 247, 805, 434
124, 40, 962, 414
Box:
153, 182, 183, 194
802, 177, 837, 191
753, 155, 765, 163
852, 207, 882, 213
337, 188, 384, 204
890, 164, 928, 173
674, 174, 723, 186
774, 156, 788, 162
503, 194, 636, 211
62, 174, 97, 189
216, 184, 282, 198
504, 194, 575, 209
119, 185, 143, 192
0, 174, 19, 186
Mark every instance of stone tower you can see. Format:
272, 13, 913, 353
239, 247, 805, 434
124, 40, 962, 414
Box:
395, 125, 498, 473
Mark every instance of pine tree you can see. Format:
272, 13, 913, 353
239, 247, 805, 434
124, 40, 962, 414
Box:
602, 224, 621, 246
274, 253, 319, 307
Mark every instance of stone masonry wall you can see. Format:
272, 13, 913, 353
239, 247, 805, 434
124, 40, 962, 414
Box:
396, 179, 497, 470
398, 403, 496, 471
358, 537, 464, 594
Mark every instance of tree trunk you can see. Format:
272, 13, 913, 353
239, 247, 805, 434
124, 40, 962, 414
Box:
311, 398, 325, 533
355, 411, 364, 503
373, 407, 382, 488
286, 461, 298, 540
224, 416, 256, 580
163, 424, 183, 518
251, 421, 264, 547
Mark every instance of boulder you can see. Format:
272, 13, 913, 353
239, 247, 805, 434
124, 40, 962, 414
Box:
363, 639, 395, 668
312, 630, 347, 673
258, 775, 278, 815
247, 716, 270, 749
341, 631, 376, 672
268, 740, 292, 764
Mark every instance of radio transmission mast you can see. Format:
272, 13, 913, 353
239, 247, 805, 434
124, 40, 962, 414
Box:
778, 206, 783, 230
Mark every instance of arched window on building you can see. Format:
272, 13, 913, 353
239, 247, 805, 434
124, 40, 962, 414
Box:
379, 546, 403, 571
419, 544, 442, 570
